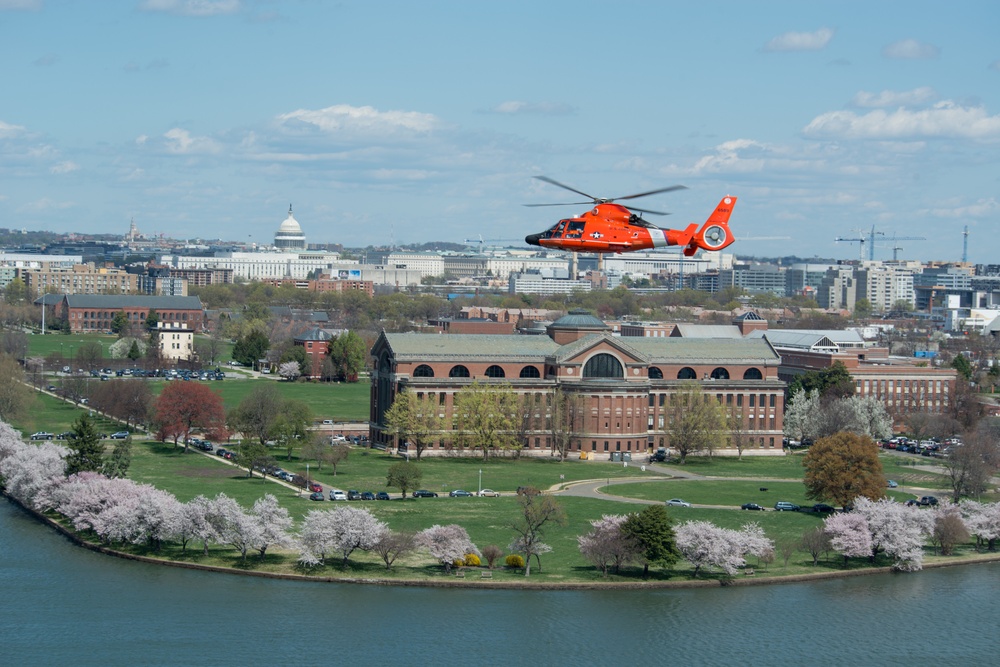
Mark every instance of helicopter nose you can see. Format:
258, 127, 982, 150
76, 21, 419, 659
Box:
525, 233, 541, 246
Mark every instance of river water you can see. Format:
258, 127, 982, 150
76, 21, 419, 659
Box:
1, 498, 994, 667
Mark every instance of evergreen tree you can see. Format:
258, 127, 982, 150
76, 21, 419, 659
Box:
65, 414, 105, 476
103, 435, 133, 478
622, 504, 680, 578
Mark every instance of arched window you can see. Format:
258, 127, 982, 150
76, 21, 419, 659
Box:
449, 365, 470, 378
648, 367, 663, 379
710, 367, 730, 380
677, 367, 697, 380
519, 365, 540, 378
413, 364, 434, 377
485, 365, 505, 378
743, 368, 763, 380
583, 353, 623, 379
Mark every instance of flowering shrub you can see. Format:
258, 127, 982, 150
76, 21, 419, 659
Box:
463, 553, 481, 567
505, 554, 525, 568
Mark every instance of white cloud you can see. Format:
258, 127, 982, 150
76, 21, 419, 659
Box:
693, 139, 767, 174
50, 161, 80, 174
804, 101, 1000, 140
276, 104, 438, 135
163, 128, 221, 154
762, 28, 834, 52
0, 0, 42, 10
851, 87, 937, 108
0, 120, 26, 137
139, 0, 240, 17
922, 198, 998, 219
21, 198, 75, 212
488, 101, 574, 115
883, 39, 939, 60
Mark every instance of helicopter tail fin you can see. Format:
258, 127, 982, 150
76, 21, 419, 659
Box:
684, 196, 737, 256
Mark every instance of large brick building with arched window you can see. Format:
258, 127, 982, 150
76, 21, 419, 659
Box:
370, 310, 787, 459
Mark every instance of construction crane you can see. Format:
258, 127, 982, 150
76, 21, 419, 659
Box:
835, 225, 925, 261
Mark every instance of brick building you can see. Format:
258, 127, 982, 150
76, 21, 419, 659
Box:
293, 328, 333, 379
371, 310, 786, 459
56, 294, 205, 333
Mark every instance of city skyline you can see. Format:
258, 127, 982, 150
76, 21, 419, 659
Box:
0, 1, 997, 262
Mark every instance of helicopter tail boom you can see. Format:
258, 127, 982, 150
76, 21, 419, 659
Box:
683, 196, 737, 256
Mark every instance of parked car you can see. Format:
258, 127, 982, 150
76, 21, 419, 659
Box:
741, 502, 765, 511
360, 491, 376, 501
919, 496, 939, 506
309, 492, 325, 501
808, 503, 836, 513
308, 481, 323, 493
329, 489, 347, 501
55, 432, 74, 440
197, 441, 214, 451
666, 498, 691, 508
346, 490, 362, 500
375, 491, 391, 501
110, 431, 130, 439
216, 448, 228, 457
887, 480, 899, 488
774, 501, 801, 512
30, 432, 54, 440
413, 489, 439, 498
477, 489, 500, 497
449, 490, 473, 497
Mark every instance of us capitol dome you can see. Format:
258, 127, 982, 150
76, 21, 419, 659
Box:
274, 204, 307, 250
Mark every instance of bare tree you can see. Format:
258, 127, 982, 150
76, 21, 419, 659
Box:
549, 388, 583, 462
945, 424, 1000, 501
664, 382, 727, 463
509, 487, 566, 576
371, 530, 417, 571
800, 526, 830, 566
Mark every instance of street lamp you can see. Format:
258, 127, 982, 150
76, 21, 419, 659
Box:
478, 468, 482, 495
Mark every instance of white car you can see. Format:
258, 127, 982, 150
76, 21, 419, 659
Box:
666, 498, 691, 508
478, 489, 500, 497
329, 489, 347, 501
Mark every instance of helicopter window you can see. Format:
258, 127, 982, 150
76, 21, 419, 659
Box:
566, 221, 585, 238
554, 221, 568, 236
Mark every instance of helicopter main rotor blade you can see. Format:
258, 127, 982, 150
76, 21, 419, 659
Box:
523, 201, 593, 208
533, 176, 598, 202
611, 185, 688, 202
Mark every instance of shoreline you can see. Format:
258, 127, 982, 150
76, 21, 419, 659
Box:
8, 492, 1000, 590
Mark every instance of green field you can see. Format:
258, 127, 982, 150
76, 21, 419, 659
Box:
27, 332, 115, 360
606, 479, 916, 508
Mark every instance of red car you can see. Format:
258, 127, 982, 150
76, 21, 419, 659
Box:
309, 481, 322, 493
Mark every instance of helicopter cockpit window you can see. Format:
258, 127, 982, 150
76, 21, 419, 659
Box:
553, 221, 568, 236
566, 221, 585, 238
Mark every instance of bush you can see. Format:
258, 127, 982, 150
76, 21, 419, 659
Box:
463, 553, 481, 567
482, 544, 503, 569
505, 554, 525, 569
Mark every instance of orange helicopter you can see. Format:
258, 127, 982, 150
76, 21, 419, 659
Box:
524, 176, 736, 256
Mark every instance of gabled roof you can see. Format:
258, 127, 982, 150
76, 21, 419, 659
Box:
62, 294, 202, 310
553, 332, 646, 364
294, 327, 333, 342
380, 333, 559, 362
627, 337, 781, 364
746, 329, 839, 353
670, 323, 743, 339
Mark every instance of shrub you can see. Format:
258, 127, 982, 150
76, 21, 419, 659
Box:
482, 544, 503, 569
505, 554, 525, 569
463, 553, 481, 567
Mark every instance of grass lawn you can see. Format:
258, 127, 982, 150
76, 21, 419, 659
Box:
27, 332, 116, 360
606, 479, 917, 508
145, 377, 370, 421
659, 454, 809, 479
8, 391, 124, 435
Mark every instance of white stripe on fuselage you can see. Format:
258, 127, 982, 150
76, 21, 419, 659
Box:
650, 228, 667, 248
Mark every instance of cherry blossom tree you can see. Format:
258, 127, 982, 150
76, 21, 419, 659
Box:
299, 505, 387, 568
675, 520, 746, 577
854, 497, 933, 571
180, 495, 218, 555
577, 514, 640, 576
1, 439, 68, 508
961, 501, 1000, 551
824, 512, 872, 566
250, 494, 295, 561
206, 493, 262, 562
417, 524, 479, 572
277, 361, 301, 382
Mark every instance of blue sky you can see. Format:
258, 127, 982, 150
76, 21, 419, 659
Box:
1, 0, 997, 262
